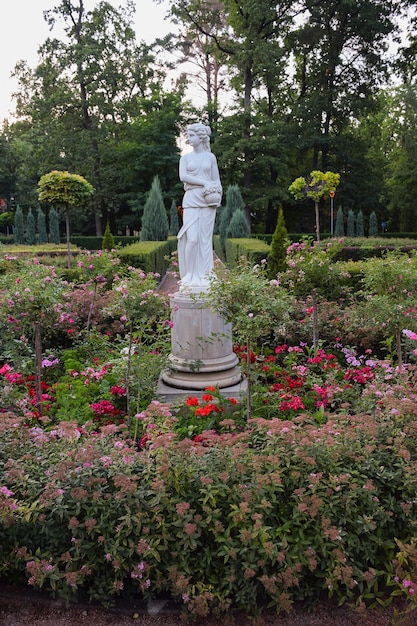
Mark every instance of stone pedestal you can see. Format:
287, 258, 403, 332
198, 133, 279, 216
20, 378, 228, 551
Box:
160, 290, 242, 391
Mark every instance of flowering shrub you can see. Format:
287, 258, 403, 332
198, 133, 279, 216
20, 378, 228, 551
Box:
1, 406, 417, 619
3, 248, 417, 620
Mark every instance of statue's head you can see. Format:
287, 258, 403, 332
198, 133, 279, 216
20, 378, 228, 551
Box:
187, 123, 211, 151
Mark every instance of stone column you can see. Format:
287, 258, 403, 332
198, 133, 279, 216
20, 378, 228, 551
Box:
160, 290, 242, 391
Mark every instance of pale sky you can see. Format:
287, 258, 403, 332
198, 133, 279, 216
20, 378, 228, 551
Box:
0, 0, 173, 123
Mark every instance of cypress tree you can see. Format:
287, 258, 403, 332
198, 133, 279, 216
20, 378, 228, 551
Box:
26, 207, 36, 245
369, 211, 378, 237
335, 207, 344, 237
220, 185, 245, 251
49, 207, 61, 244
347, 209, 355, 237
140, 176, 169, 241
356, 210, 365, 237
267, 206, 290, 279
14, 205, 24, 244
226, 208, 250, 239
169, 199, 179, 236
102, 221, 115, 250
37, 208, 48, 244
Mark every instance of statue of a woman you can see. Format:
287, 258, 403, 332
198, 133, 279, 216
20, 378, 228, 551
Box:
178, 123, 222, 289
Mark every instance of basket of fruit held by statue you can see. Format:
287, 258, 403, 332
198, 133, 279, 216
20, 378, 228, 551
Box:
203, 184, 222, 207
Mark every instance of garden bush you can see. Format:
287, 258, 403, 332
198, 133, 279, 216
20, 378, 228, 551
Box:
1, 245, 417, 620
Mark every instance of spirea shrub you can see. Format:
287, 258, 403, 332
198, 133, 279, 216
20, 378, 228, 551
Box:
1, 401, 417, 619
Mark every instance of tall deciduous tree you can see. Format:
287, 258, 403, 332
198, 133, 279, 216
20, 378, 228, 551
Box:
11, 0, 181, 235
288, 0, 407, 171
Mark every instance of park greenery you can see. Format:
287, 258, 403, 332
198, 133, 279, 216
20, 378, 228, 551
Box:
0, 0, 417, 240
1, 239, 417, 620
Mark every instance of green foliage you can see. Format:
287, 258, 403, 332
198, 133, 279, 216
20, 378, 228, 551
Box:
25, 207, 36, 245
220, 184, 245, 250
38, 171, 94, 209
289, 171, 340, 242
369, 211, 378, 237
101, 222, 115, 251
140, 176, 169, 242
118, 240, 174, 276
353, 251, 417, 365
48, 207, 60, 244
347, 209, 355, 237
356, 210, 364, 237
335, 207, 344, 237
224, 237, 271, 267
37, 208, 48, 245
289, 171, 340, 204
267, 206, 290, 278
226, 207, 250, 239
169, 199, 179, 236
14, 205, 24, 244
1, 400, 417, 617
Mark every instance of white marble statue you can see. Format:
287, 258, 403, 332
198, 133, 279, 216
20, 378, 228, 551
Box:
177, 123, 222, 289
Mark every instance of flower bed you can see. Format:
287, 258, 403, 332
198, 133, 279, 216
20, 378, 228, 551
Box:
2, 247, 417, 620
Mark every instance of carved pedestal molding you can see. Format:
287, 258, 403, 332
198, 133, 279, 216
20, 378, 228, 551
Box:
160, 289, 242, 392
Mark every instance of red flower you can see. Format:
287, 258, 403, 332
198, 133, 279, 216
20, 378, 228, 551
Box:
202, 393, 213, 402
205, 386, 217, 392
186, 396, 199, 407
111, 385, 126, 396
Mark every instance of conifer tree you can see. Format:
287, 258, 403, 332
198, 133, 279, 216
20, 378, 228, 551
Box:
140, 176, 169, 241
14, 205, 24, 244
220, 185, 245, 251
267, 206, 290, 279
49, 207, 61, 244
335, 207, 344, 237
102, 221, 115, 250
347, 209, 355, 237
356, 210, 365, 237
169, 199, 179, 235
369, 211, 378, 237
226, 208, 250, 239
37, 208, 48, 244
26, 207, 36, 245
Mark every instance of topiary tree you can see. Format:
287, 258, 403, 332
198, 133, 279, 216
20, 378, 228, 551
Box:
140, 176, 169, 241
26, 207, 36, 245
220, 185, 245, 251
102, 221, 115, 251
226, 208, 250, 239
334, 206, 344, 237
369, 211, 378, 237
289, 170, 340, 243
169, 199, 180, 236
14, 205, 24, 244
48, 207, 61, 244
38, 170, 94, 268
347, 209, 355, 237
37, 208, 48, 244
267, 206, 290, 278
356, 210, 365, 237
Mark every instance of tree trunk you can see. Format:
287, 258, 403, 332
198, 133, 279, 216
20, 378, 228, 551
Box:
315, 201, 320, 243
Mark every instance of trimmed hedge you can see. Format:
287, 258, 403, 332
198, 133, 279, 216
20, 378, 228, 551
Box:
69, 236, 141, 250
117, 239, 177, 276
225, 237, 271, 267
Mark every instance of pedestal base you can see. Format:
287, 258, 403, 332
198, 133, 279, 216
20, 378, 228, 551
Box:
157, 375, 247, 403
160, 290, 242, 392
